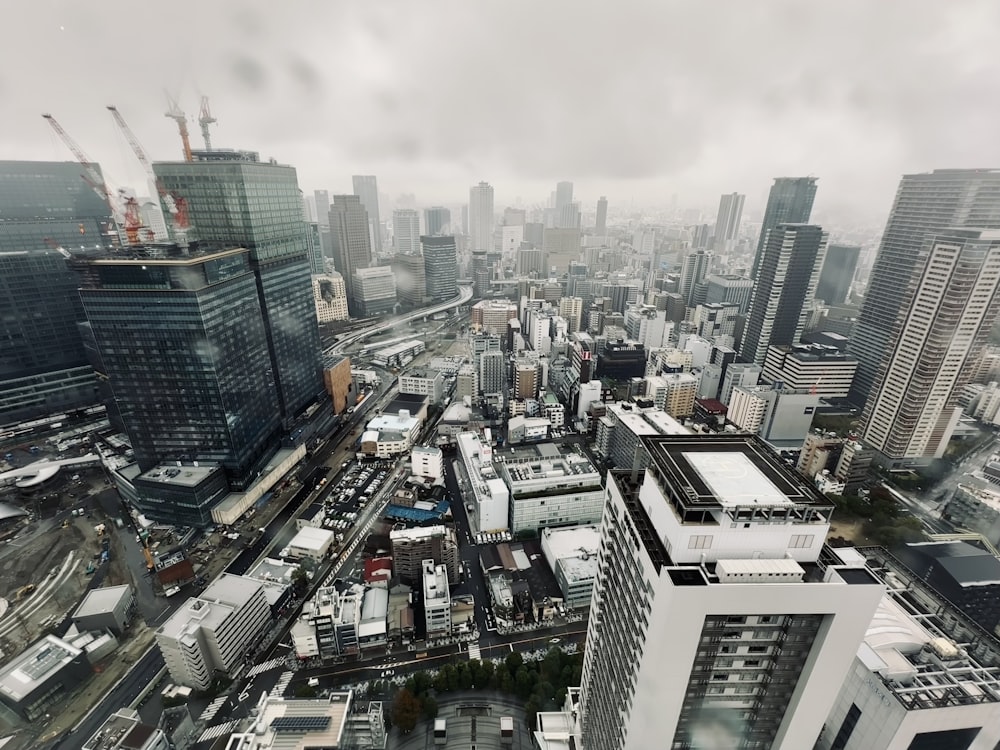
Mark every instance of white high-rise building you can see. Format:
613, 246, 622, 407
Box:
578, 434, 884, 750
469, 181, 495, 251
863, 229, 1000, 465
422, 559, 452, 636
392, 208, 421, 255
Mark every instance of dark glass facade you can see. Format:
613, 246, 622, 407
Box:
751, 177, 817, 280
154, 157, 324, 423
422, 235, 458, 301
0, 162, 116, 422
78, 249, 282, 489
815, 244, 860, 305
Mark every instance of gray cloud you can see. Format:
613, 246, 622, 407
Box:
5, 0, 1000, 226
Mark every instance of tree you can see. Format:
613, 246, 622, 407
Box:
291, 566, 310, 593
392, 688, 422, 734
422, 695, 438, 720
295, 685, 317, 698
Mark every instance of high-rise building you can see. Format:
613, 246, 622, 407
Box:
0, 161, 116, 422
555, 181, 573, 212
471, 300, 518, 335
814, 243, 860, 305
421, 235, 458, 301
469, 181, 495, 251
596, 196, 608, 235
392, 208, 420, 255
713, 192, 745, 252
351, 266, 396, 317
863, 229, 1000, 465
559, 297, 584, 334
391, 252, 426, 308
423, 206, 451, 236
578, 434, 883, 750
480, 349, 506, 395
741, 224, 827, 366
848, 169, 1000, 408
329, 194, 373, 311
543, 227, 582, 274
154, 154, 323, 422
312, 272, 349, 323
704, 274, 753, 314
351, 175, 382, 254
679, 250, 712, 307
752, 177, 818, 280
389, 525, 460, 586
78, 248, 281, 496
313, 190, 330, 227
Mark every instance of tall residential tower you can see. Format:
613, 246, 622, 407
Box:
469, 181, 495, 251
351, 175, 382, 255
752, 177, 817, 280
329, 194, 373, 312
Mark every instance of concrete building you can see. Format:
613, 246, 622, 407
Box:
456, 364, 479, 402
816, 547, 1000, 750
645, 372, 698, 419
456, 431, 510, 532
82, 708, 170, 750
352, 175, 382, 254
729, 384, 822, 447
797, 431, 845, 479
713, 192, 745, 253
508, 415, 550, 444
329, 193, 373, 312
543, 228, 582, 274
705, 274, 754, 315
624, 306, 672, 350
371, 339, 424, 368
352, 265, 396, 317
558, 296, 584, 334
321, 353, 353, 415
392, 208, 421, 255
72, 584, 137, 638
424, 206, 451, 236
752, 176, 818, 280
720, 362, 762, 405
498, 443, 605, 534
391, 525, 460, 586
471, 299, 519, 335
692, 302, 740, 345
594, 401, 689, 471
578, 434, 884, 750
284, 526, 336, 561
863, 229, 1000, 466
422, 235, 459, 302
155, 574, 271, 690
422, 559, 452, 637
410, 445, 443, 480
392, 251, 426, 308
312, 272, 349, 322
480, 349, 506, 396
596, 196, 608, 234
679, 250, 712, 307
741, 224, 828, 366
0, 634, 92, 720
944, 484, 1000, 546
540, 525, 600, 610
469, 181, 495, 251
223, 690, 370, 750
513, 360, 541, 400
399, 369, 444, 404
762, 343, 858, 399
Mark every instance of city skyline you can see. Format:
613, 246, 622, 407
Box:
4, 3, 999, 225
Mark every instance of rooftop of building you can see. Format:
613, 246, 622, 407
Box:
75, 244, 248, 266
899, 540, 1000, 586
73, 584, 132, 619
411, 445, 442, 457
498, 445, 600, 489
385, 392, 428, 411
288, 526, 335, 551
390, 524, 449, 542
82, 708, 158, 750
0, 635, 83, 702
401, 369, 442, 381
366, 413, 419, 434
422, 561, 449, 601
768, 343, 858, 364
229, 692, 352, 750
850, 546, 1000, 710
372, 339, 424, 357
246, 557, 300, 585
137, 461, 222, 488
644, 434, 832, 512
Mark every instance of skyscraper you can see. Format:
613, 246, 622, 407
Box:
352, 175, 382, 255
329, 194, 373, 312
422, 235, 458, 302
424, 206, 451, 236
752, 177, 817, 280
596, 196, 608, 235
392, 252, 426, 308
78, 247, 282, 520
578, 434, 883, 750
469, 181, 495, 251
555, 181, 573, 211
740, 224, 827, 366
392, 208, 421, 255
0, 161, 116, 422
155, 154, 324, 422
863, 229, 1000, 464
814, 243, 860, 305
713, 192, 745, 252
313, 190, 330, 227
847, 169, 1000, 408
679, 250, 712, 307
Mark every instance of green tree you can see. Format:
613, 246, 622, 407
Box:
392, 688, 422, 734
515, 666, 534, 700
291, 566, 310, 593
422, 695, 439, 720
524, 700, 539, 730
505, 651, 523, 675
457, 662, 473, 690
295, 685, 318, 698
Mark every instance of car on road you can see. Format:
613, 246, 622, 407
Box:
549, 637, 561, 644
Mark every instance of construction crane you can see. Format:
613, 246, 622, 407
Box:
164, 93, 193, 162
107, 104, 184, 232
42, 112, 125, 241
198, 96, 217, 150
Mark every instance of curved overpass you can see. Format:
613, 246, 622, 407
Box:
328, 285, 473, 355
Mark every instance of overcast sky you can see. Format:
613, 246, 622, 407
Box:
5, 1, 999, 225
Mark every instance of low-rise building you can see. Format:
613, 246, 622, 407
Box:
83, 708, 170, 750
508, 415, 550, 444
322, 353, 353, 415
540, 525, 599, 609
371, 339, 425, 368
284, 527, 336, 561
155, 574, 271, 691
361, 410, 422, 458
352, 265, 396, 317
762, 343, 858, 399
312, 272, 349, 323
945, 484, 1000, 546
0, 634, 92, 720
399, 369, 445, 404
72, 584, 137, 638
457, 431, 510, 532
224, 691, 361, 750
594, 401, 689, 470
410, 445, 443, 480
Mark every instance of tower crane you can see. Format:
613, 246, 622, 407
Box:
164, 93, 193, 162
106, 105, 189, 235
198, 96, 217, 151
42, 113, 126, 243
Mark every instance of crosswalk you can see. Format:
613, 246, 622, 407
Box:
247, 656, 286, 677
198, 720, 242, 743
200, 695, 228, 724
273, 670, 294, 697
467, 642, 482, 660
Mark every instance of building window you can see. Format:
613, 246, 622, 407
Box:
830, 704, 861, 750
688, 535, 713, 550
790, 534, 815, 549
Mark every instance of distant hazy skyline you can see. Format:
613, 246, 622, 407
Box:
5, 1, 999, 224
